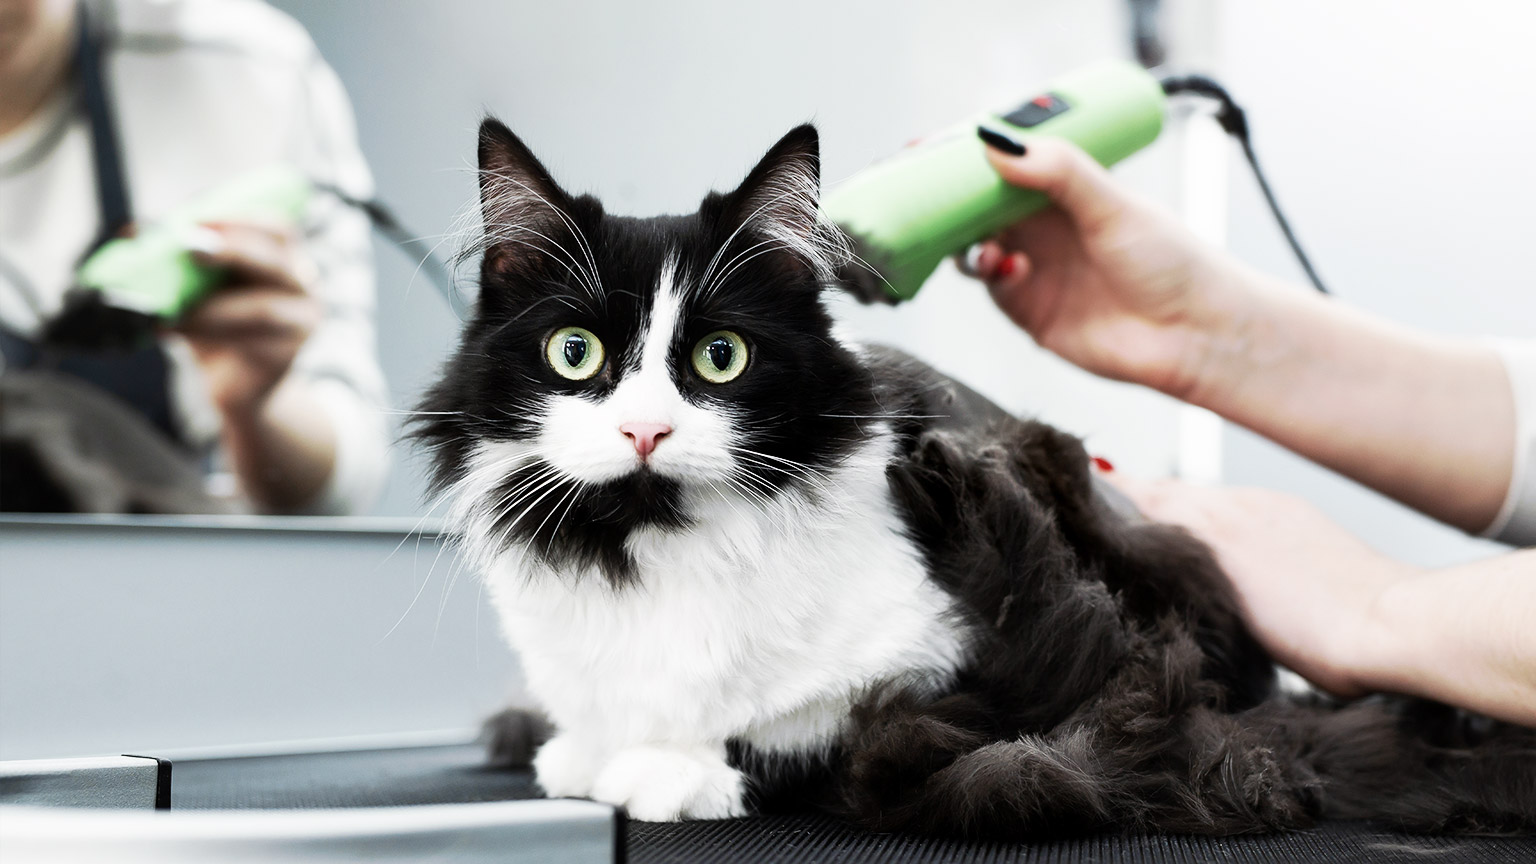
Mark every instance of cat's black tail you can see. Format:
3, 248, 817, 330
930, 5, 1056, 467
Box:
1251, 696, 1536, 835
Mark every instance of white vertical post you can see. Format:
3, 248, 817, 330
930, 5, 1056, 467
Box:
1163, 0, 1227, 485
1173, 106, 1227, 485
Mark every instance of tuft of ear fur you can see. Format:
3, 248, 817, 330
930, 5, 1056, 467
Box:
722, 123, 851, 283
476, 118, 582, 280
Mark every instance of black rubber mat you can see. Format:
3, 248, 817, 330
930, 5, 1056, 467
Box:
169, 744, 1536, 863
627, 816, 1536, 864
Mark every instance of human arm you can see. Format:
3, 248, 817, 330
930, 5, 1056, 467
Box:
177, 24, 387, 515
1109, 477, 1536, 726
969, 134, 1517, 535
176, 202, 389, 515
177, 223, 335, 512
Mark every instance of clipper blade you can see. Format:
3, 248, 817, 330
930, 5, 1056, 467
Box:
831, 228, 903, 306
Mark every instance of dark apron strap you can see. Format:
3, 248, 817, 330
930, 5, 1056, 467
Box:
76, 0, 134, 251
0, 1, 180, 446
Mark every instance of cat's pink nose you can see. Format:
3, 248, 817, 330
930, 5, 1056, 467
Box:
620, 422, 672, 460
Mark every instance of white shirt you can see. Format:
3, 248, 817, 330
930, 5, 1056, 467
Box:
0, 0, 388, 514
1485, 341, 1536, 547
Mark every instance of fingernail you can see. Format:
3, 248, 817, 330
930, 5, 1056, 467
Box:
996, 255, 1017, 278
977, 126, 1026, 157
1091, 456, 1115, 473
961, 243, 984, 276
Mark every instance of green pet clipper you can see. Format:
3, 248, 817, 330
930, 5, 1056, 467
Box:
48, 164, 311, 347
824, 60, 1166, 302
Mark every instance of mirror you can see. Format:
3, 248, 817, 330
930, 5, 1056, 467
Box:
0, 0, 1188, 522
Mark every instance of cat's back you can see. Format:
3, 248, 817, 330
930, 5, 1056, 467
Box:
859, 344, 1019, 440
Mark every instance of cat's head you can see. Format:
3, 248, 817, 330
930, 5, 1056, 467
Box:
416, 119, 880, 584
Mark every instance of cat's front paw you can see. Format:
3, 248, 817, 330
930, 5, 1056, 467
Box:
590, 745, 746, 821
533, 734, 603, 799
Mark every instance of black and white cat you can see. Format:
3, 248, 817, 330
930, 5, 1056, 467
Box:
415, 119, 1535, 837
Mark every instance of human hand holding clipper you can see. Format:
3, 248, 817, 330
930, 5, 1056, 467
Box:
175, 221, 323, 422
820, 61, 1331, 402
54, 166, 336, 512
967, 132, 1250, 401
175, 220, 335, 512
824, 60, 1167, 303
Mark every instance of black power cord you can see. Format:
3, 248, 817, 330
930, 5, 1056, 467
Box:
311, 184, 471, 320
37, 186, 469, 350
1159, 74, 1331, 295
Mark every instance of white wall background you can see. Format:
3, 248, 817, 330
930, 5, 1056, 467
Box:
1213, 1, 1536, 566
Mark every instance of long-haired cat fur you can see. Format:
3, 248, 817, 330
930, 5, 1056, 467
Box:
415, 119, 1536, 837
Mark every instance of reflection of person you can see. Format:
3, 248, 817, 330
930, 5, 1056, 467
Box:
970, 130, 1535, 726
0, 0, 387, 514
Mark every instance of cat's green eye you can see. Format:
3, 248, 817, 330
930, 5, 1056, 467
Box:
546, 326, 605, 381
691, 330, 749, 384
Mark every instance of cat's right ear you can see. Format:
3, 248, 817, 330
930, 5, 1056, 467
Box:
477, 118, 572, 276
717, 124, 849, 284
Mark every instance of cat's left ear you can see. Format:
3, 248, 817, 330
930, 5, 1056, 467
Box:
722, 124, 846, 279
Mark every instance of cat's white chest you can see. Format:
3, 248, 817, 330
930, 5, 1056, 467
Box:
481, 434, 967, 756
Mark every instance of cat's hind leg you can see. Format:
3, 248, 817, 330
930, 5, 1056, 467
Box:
836, 689, 1120, 837
838, 679, 1318, 839
482, 706, 553, 769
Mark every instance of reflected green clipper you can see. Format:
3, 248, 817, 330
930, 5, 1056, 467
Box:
822, 60, 1166, 302
74, 164, 312, 320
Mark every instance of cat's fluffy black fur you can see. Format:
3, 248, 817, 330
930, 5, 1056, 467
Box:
429, 120, 1536, 838
831, 358, 1536, 835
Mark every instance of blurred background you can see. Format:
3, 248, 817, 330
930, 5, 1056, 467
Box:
3, 0, 1533, 760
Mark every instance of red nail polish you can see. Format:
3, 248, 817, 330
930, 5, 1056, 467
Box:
1091, 456, 1115, 473
996, 256, 1016, 278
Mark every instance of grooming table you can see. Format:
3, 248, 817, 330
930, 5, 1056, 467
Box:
3, 521, 1530, 861
14, 742, 1529, 864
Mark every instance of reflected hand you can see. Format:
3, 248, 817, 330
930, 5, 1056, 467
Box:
175, 222, 323, 421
